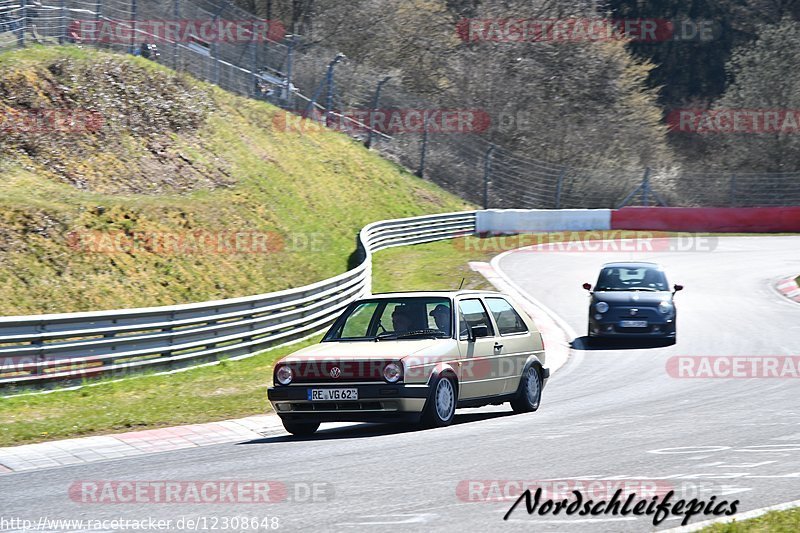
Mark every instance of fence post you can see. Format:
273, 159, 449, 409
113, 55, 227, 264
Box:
641, 167, 651, 206
416, 115, 431, 178
94, 0, 101, 24
324, 53, 345, 127
483, 144, 496, 209
555, 167, 566, 209
130, 0, 137, 54
17, 0, 27, 48
729, 174, 737, 207
250, 43, 258, 98
59, 0, 67, 44
172, 0, 179, 70
365, 76, 391, 149
284, 35, 295, 108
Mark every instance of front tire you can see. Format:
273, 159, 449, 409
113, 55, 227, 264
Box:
282, 420, 320, 436
511, 366, 542, 413
422, 374, 457, 428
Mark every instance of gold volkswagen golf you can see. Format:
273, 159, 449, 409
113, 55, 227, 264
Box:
267, 291, 549, 435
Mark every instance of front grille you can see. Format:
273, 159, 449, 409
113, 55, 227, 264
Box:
286, 360, 396, 383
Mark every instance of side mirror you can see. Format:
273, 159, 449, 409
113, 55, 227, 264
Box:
673, 284, 683, 294
469, 325, 489, 341
582, 283, 592, 291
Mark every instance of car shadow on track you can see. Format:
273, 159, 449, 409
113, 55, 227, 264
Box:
571, 335, 675, 351
237, 411, 517, 444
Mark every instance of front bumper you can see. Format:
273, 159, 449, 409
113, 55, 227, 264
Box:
267, 382, 430, 423
589, 317, 675, 337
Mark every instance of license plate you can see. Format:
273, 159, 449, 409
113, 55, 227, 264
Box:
620, 320, 648, 328
308, 388, 358, 401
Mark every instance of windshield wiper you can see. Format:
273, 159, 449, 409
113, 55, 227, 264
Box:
376, 329, 448, 341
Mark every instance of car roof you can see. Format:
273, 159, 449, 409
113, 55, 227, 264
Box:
601, 261, 663, 269
368, 290, 502, 299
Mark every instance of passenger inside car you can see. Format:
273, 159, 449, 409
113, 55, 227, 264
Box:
391, 306, 412, 333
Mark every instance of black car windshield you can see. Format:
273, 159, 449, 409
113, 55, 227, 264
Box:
323, 297, 453, 341
595, 266, 668, 291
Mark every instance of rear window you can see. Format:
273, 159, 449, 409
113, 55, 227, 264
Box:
485, 298, 528, 335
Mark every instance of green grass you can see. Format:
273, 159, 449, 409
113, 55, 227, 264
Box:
372, 236, 497, 293
700, 507, 800, 532
0, 236, 497, 446
0, 336, 320, 446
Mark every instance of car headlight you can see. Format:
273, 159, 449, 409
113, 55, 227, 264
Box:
595, 301, 609, 313
658, 301, 673, 315
275, 365, 293, 385
383, 362, 402, 383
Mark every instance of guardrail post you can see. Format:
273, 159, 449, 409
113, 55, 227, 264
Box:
482, 144, 495, 209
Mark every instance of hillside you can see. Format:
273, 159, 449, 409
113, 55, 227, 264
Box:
0, 46, 471, 316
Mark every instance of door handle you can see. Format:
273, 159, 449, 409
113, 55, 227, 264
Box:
494, 343, 503, 350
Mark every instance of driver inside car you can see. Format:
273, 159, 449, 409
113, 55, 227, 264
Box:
429, 304, 451, 336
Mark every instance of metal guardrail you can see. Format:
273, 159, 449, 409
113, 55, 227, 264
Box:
0, 211, 477, 394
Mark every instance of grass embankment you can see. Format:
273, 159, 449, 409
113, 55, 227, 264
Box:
700, 508, 800, 532
0, 45, 472, 445
0, 46, 470, 315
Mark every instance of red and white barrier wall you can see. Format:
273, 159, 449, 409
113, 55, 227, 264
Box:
476, 207, 800, 234
612, 207, 800, 233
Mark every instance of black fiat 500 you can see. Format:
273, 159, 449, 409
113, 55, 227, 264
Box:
582, 262, 683, 342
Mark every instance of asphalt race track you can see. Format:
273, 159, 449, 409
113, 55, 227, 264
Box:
2, 236, 799, 532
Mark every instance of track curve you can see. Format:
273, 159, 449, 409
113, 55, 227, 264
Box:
1, 236, 799, 532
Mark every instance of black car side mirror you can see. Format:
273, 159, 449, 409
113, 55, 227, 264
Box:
673, 284, 684, 294
582, 283, 592, 291
469, 325, 489, 341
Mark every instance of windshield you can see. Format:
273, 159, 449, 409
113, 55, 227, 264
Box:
324, 297, 453, 341
595, 266, 668, 292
